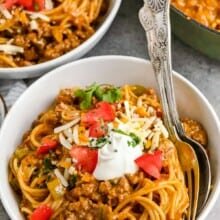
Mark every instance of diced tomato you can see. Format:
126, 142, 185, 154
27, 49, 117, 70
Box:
18, 0, 33, 9
36, 139, 58, 155
89, 121, 107, 138
70, 146, 98, 173
4, 0, 18, 9
81, 101, 115, 125
96, 102, 115, 121
30, 205, 53, 220
4, 0, 45, 11
135, 150, 163, 179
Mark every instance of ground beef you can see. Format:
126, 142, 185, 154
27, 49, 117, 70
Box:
63, 172, 145, 220
182, 118, 208, 147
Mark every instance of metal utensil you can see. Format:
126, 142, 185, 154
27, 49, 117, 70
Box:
0, 94, 7, 127
139, 0, 211, 219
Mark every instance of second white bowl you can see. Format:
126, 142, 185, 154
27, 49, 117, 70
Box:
0, 0, 122, 79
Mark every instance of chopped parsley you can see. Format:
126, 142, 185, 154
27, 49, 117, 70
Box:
113, 129, 140, 147
75, 83, 121, 110
112, 128, 127, 135
74, 83, 98, 110
128, 132, 141, 147
43, 158, 55, 174
90, 136, 111, 148
68, 174, 78, 190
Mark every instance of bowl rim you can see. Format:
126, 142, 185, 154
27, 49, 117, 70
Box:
0, 55, 220, 220
171, 6, 220, 35
0, 0, 122, 75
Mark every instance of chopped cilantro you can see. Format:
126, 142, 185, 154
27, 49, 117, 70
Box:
43, 158, 55, 174
112, 128, 127, 135
102, 87, 121, 103
94, 86, 104, 100
68, 174, 78, 190
90, 137, 110, 148
74, 83, 98, 110
113, 129, 140, 147
75, 83, 121, 110
128, 132, 141, 147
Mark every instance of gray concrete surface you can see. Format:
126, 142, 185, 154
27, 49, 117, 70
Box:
1, 0, 219, 219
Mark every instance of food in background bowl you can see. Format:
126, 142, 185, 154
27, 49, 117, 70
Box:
0, 0, 108, 67
172, 0, 220, 31
9, 83, 208, 219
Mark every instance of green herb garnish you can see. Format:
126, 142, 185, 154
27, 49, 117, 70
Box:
102, 87, 121, 103
68, 174, 78, 190
90, 136, 110, 148
75, 83, 98, 110
129, 132, 141, 147
113, 129, 140, 147
75, 83, 121, 110
43, 158, 55, 174
112, 128, 127, 135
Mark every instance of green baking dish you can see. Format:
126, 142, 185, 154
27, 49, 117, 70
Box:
170, 6, 220, 60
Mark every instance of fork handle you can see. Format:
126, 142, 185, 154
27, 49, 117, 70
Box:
139, 0, 183, 139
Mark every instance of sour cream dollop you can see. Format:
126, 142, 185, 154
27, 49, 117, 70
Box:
93, 131, 143, 180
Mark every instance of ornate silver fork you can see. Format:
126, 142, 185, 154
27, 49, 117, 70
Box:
139, 0, 211, 219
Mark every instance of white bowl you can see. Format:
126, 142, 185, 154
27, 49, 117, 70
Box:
0, 0, 122, 79
0, 56, 219, 220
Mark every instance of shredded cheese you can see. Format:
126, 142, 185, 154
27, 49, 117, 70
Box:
68, 166, 77, 175
151, 131, 161, 150
59, 133, 72, 150
64, 168, 70, 180
0, 19, 5, 24
144, 129, 152, 139
30, 20, 39, 30
63, 128, 73, 143
0, 5, 12, 19
148, 106, 155, 115
137, 97, 143, 107
54, 169, 69, 187
124, 101, 131, 119
45, 0, 54, 10
160, 124, 169, 138
0, 44, 24, 55
26, 11, 50, 22
73, 124, 79, 145
54, 117, 80, 133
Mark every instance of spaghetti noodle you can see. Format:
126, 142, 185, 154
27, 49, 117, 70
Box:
0, 0, 108, 67
9, 84, 207, 220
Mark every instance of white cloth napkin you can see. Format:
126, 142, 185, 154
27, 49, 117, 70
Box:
0, 80, 27, 126
0, 80, 27, 108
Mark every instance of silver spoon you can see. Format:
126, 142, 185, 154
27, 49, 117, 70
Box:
139, 0, 211, 217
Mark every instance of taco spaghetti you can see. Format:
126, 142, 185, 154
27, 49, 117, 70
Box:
0, 0, 108, 67
9, 84, 207, 220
